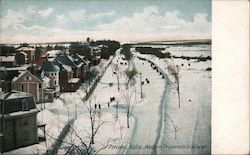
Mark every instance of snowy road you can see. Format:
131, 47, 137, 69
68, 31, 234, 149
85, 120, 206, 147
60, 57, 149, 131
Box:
123, 57, 168, 154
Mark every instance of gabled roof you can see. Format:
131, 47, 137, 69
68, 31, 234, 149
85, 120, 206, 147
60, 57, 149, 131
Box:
71, 53, 88, 65
53, 59, 72, 72
12, 70, 42, 83
54, 54, 77, 68
41, 58, 60, 72
18, 51, 28, 56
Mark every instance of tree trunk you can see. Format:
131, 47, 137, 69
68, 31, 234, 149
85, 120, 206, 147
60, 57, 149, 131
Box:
177, 83, 180, 108
118, 79, 120, 92
127, 115, 130, 128
91, 123, 95, 144
116, 102, 118, 118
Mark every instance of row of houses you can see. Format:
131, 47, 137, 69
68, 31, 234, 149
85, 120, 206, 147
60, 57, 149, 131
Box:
0, 42, 101, 69
0, 41, 104, 152
1, 53, 90, 102
0, 40, 104, 102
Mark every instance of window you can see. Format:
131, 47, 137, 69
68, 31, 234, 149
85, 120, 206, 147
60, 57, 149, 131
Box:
39, 84, 42, 88
21, 85, 24, 91
26, 76, 31, 80
54, 81, 57, 85
55, 73, 57, 76
51, 73, 54, 76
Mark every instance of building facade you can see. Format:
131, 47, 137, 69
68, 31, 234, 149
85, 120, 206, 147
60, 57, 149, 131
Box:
12, 71, 43, 102
0, 92, 39, 152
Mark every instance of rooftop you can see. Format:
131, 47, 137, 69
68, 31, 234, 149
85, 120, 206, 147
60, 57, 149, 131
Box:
41, 58, 60, 72
16, 47, 35, 51
0, 56, 15, 62
0, 91, 37, 114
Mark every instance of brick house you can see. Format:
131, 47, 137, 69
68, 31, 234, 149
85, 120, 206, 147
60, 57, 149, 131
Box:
71, 53, 89, 82
58, 63, 80, 92
0, 91, 39, 152
53, 54, 81, 92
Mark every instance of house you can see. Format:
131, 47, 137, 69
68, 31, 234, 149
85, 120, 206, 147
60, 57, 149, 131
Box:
0, 56, 16, 67
0, 91, 39, 152
33, 47, 47, 69
53, 54, 81, 92
58, 63, 80, 92
53, 54, 79, 78
0, 66, 30, 92
15, 52, 28, 65
11, 70, 44, 102
41, 58, 60, 101
16, 46, 36, 63
71, 53, 90, 82
69, 42, 92, 61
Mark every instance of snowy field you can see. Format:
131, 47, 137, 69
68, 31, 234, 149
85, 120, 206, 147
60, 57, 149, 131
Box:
133, 45, 211, 154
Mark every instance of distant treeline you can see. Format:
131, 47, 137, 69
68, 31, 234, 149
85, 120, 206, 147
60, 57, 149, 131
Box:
94, 40, 121, 59
121, 44, 133, 60
0, 46, 16, 56
135, 47, 167, 58
135, 47, 211, 61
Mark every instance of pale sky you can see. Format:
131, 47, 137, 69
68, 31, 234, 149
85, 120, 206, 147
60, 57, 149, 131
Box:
0, 0, 211, 44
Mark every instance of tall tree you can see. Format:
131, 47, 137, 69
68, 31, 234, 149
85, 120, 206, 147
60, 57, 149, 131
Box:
166, 58, 181, 108
120, 87, 136, 128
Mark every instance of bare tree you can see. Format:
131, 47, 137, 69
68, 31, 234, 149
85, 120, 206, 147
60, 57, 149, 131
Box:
166, 58, 181, 108
166, 114, 178, 140
63, 96, 109, 155
120, 87, 135, 128
112, 63, 122, 91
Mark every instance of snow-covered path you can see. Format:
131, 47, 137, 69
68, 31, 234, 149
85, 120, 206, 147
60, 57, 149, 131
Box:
124, 57, 167, 154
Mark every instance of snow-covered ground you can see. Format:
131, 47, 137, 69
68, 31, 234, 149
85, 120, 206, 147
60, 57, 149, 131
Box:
133, 45, 211, 154
5, 45, 211, 154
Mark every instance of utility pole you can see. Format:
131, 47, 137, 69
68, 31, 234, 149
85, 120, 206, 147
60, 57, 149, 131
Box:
116, 101, 119, 118
67, 108, 69, 123
75, 104, 77, 120
140, 72, 143, 98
